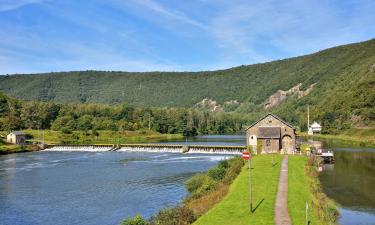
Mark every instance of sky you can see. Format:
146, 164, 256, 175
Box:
0, 0, 375, 74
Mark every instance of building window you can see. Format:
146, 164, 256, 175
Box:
266, 139, 271, 146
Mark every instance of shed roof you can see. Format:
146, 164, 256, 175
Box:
246, 113, 295, 130
258, 126, 281, 138
311, 122, 321, 128
9, 131, 25, 135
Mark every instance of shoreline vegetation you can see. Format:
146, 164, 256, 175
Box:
289, 156, 338, 225
120, 156, 244, 225
298, 128, 375, 148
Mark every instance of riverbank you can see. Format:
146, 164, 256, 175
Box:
289, 156, 338, 224
1, 130, 182, 145
194, 155, 338, 225
0, 139, 40, 155
298, 128, 375, 148
121, 156, 245, 225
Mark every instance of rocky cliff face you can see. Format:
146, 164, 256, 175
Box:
263, 83, 316, 109
195, 98, 223, 112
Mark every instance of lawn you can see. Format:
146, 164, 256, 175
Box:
288, 156, 318, 225
194, 154, 282, 225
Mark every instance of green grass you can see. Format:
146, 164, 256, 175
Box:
288, 156, 318, 224
194, 155, 282, 225
0, 139, 34, 154
10, 129, 182, 145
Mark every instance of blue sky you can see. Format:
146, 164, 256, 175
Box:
0, 0, 375, 74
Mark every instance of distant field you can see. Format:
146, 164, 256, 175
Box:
194, 155, 282, 225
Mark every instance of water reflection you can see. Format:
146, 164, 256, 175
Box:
319, 148, 375, 225
320, 150, 375, 208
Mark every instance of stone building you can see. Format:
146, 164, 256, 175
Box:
246, 114, 296, 154
7, 131, 26, 145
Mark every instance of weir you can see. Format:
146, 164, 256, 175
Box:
44, 144, 246, 154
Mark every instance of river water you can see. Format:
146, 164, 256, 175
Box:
1, 135, 374, 225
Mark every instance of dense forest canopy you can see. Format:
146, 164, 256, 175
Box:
0, 92, 244, 135
0, 39, 374, 134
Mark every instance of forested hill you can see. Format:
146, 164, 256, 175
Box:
0, 38, 374, 131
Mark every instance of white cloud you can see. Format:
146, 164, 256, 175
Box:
0, 0, 44, 11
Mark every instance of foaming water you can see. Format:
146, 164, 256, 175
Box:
0, 151, 227, 225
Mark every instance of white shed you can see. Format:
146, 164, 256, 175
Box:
6, 131, 26, 144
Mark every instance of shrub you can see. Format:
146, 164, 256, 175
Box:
149, 206, 195, 225
61, 127, 72, 134
185, 173, 206, 193
120, 215, 147, 225
208, 166, 226, 181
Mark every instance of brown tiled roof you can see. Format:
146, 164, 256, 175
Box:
258, 126, 281, 138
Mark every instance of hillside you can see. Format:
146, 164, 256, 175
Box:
1, 39, 374, 131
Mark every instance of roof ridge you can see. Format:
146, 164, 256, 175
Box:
246, 113, 295, 130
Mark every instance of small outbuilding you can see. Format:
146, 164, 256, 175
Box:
246, 114, 296, 154
7, 131, 26, 145
308, 121, 322, 135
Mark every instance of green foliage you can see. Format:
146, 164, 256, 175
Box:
185, 157, 244, 200
185, 173, 206, 193
208, 166, 226, 181
120, 215, 147, 225
149, 206, 195, 225
0, 93, 244, 135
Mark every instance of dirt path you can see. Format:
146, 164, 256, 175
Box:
274, 155, 291, 225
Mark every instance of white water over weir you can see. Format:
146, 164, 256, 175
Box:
44, 144, 245, 155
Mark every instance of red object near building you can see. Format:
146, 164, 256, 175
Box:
242, 151, 250, 160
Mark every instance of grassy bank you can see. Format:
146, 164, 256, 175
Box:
1, 130, 182, 145
121, 156, 245, 225
194, 155, 282, 225
288, 156, 318, 224
288, 156, 338, 225
0, 139, 38, 154
298, 128, 375, 148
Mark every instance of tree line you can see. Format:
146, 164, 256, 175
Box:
0, 93, 244, 136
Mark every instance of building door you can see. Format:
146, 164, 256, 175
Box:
282, 135, 293, 152
265, 139, 271, 153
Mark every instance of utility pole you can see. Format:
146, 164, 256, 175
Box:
307, 105, 310, 131
148, 112, 151, 130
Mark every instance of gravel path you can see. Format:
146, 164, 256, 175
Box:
274, 155, 292, 225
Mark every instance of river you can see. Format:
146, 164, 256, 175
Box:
0, 135, 374, 225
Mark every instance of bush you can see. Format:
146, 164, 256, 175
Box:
120, 215, 147, 225
149, 206, 195, 225
61, 127, 72, 134
185, 173, 206, 193
208, 166, 226, 181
